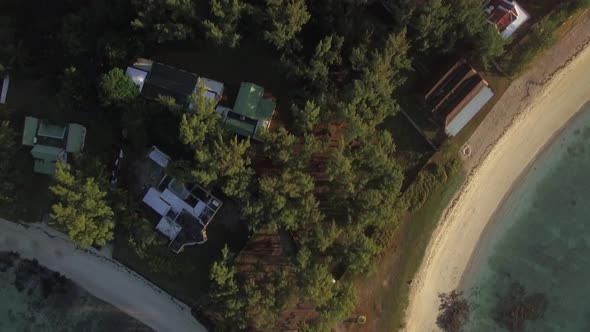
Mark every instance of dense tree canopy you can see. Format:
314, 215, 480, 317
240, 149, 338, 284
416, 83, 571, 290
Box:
412, 0, 451, 53
209, 246, 247, 329
98, 68, 140, 106
263, 0, 311, 50
131, 0, 197, 43
244, 168, 322, 231
340, 31, 411, 139
50, 163, 114, 247
203, 0, 246, 48
179, 85, 224, 148
193, 135, 254, 200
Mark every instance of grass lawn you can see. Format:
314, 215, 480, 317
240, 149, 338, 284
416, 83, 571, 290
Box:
382, 171, 465, 331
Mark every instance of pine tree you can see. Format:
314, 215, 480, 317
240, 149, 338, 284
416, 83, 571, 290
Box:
130, 0, 196, 43
179, 84, 223, 149
98, 68, 140, 106
209, 246, 248, 329
203, 0, 246, 48
50, 163, 114, 247
263, 0, 311, 50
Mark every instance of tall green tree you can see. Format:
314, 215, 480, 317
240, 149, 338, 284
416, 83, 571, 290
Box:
282, 34, 344, 87
243, 269, 291, 330
477, 24, 506, 69
291, 100, 321, 135
203, 0, 246, 48
381, 0, 416, 27
327, 132, 404, 228
244, 168, 322, 231
209, 245, 248, 329
447, 0, 487, 38
131, 0, 196, 43
193, 135, 253, 199
179, 85, 224, 148
340, 31, 411, 139
263, 0, 311, 50
315, 281, 357, 329
98, 67, 140, 106
259, 127, 298, 166
412, 0, 451, 53
50, 163, 114, 247
298, 261, 335, 307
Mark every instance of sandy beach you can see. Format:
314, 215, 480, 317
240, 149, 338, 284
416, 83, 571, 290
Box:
403, 15, 590, 332
0, 219, 206, 332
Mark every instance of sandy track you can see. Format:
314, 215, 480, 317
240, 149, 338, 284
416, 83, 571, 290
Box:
0, 219, 207, 332
403, 20, 590, 332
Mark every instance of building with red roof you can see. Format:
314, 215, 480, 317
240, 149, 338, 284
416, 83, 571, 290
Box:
484, 0, 530, 39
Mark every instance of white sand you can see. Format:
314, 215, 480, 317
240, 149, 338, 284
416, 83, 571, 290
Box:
0, 219, 207, 332
403, 46, 590, 332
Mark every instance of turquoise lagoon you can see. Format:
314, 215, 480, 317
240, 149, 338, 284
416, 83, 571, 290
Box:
462, 102, 590, 331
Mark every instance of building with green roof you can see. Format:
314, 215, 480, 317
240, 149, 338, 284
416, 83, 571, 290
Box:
22, 116, 87, 176
219, 82, 276, 137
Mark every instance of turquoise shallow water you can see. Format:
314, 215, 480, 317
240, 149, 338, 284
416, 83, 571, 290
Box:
0, 252, 153, 332
463, 102, 590, 331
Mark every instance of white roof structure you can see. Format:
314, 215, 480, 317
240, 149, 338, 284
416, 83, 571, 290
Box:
143, 188, 171, 215
0, 75, 9, 104
148, 146, 171, 168
501, 2, 529, 39
445, 86, 494, 136
198, 77, 224, 102
156, 216, 182, 241
126, 67, 148, 92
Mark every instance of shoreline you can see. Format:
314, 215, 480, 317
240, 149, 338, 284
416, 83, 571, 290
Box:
403, 41, 590, 332
458, 104, 590, 288
0, 219, 207, 332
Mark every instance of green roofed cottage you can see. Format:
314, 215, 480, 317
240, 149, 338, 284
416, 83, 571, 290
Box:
217, 82, 276, 138
21, 116, 87, 176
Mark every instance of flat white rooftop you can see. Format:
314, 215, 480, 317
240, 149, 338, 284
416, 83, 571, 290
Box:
156, 216, 182, 241
143, 188, 170, 216
198, 77, 224, 101
148, 146, 171, 168
126, 67, 148, 92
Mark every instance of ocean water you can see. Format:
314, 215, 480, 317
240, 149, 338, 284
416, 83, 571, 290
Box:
462, 102, 590, 331
0, 252, 153, 332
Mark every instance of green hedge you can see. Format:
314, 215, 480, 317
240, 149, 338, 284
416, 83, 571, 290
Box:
402, 158, 460, 212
